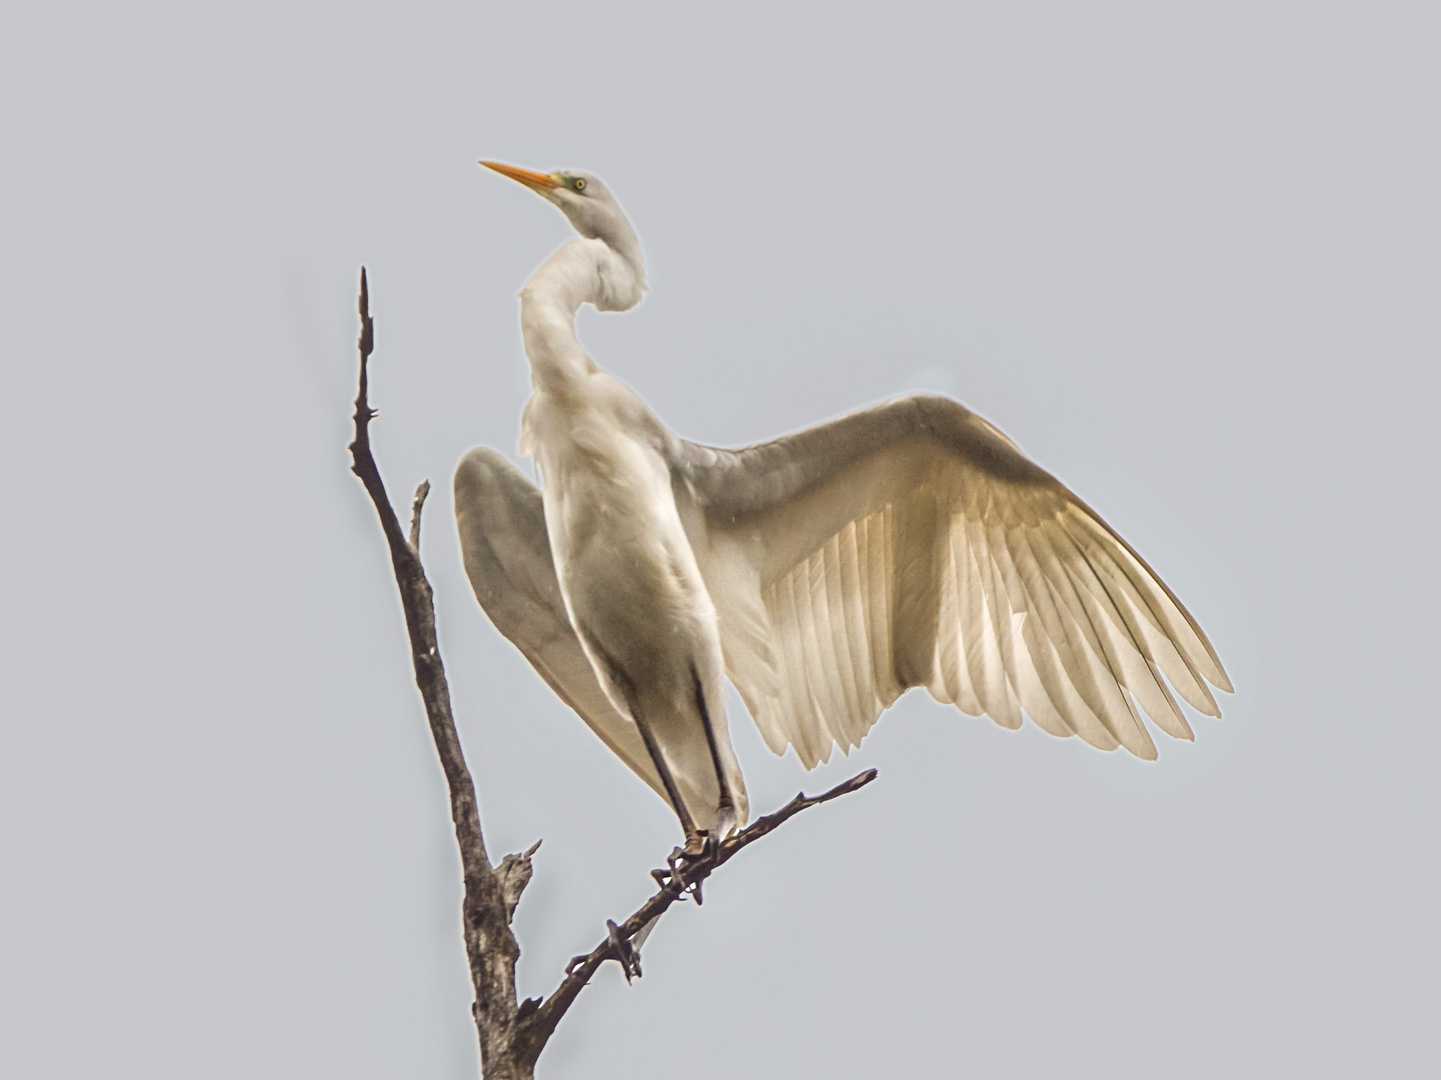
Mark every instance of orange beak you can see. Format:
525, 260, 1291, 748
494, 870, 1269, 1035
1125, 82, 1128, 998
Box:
480, 161, 561, 195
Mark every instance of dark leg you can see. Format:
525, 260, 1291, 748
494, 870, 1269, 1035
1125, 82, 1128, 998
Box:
628, 695, 700, 844
690, 663, 737, 833
587, 636, 701, 847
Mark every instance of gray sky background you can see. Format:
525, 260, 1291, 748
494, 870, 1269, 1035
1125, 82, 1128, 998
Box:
3, 2, 1436, 1077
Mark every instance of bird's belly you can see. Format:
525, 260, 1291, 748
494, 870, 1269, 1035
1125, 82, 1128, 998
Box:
542, 445, 719, 699
561, 507, 716, 663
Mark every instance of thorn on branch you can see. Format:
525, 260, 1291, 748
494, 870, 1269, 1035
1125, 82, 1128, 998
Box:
606, 919, 642, 984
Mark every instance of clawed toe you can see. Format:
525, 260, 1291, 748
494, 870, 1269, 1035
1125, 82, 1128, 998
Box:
661, 835, 718, 903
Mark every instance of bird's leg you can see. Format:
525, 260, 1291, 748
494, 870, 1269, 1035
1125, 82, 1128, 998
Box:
619, 689, 708, 899
690, 663, 738, 843
628, 698, 703, 850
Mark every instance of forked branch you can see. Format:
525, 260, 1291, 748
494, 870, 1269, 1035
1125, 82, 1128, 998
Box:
347, 268, 877, 1078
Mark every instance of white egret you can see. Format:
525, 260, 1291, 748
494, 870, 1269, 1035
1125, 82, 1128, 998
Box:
455, 162, 1232, 853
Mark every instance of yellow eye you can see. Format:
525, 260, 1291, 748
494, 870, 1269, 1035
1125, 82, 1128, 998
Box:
574, 178, 586, 191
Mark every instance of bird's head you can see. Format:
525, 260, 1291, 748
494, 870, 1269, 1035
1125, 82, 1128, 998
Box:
481, 161, 645, 287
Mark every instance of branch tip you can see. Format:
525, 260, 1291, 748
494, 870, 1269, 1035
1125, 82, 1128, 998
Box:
358, 266, 374, 359
409, 479, 431, 549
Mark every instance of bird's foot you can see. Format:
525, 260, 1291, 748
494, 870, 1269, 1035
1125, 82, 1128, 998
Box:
655, 833, 718, 904
666, 844, 697, 899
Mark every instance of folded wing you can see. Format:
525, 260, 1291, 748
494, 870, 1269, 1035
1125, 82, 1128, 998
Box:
453, 448, 668, 801
672, 393, 1232, 767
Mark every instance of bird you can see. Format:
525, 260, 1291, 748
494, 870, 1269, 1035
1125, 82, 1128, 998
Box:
455, 161, 1232, 855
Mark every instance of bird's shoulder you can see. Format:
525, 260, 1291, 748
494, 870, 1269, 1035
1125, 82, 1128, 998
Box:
668, 391, 1057, 516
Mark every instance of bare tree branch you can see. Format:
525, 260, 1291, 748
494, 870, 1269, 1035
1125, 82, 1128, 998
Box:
347, 268, 532, 1078
347, 267, 879, 1077
515, 768, 877, 1061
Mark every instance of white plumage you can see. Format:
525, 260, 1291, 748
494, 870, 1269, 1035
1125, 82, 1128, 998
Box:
455, 162, 1232, 845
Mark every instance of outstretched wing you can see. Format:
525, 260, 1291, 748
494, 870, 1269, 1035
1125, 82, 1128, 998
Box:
672, 393, 1232, 767
452, 448, 667, 800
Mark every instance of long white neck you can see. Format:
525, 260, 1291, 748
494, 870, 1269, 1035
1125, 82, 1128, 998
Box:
518, 237, 645, 396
